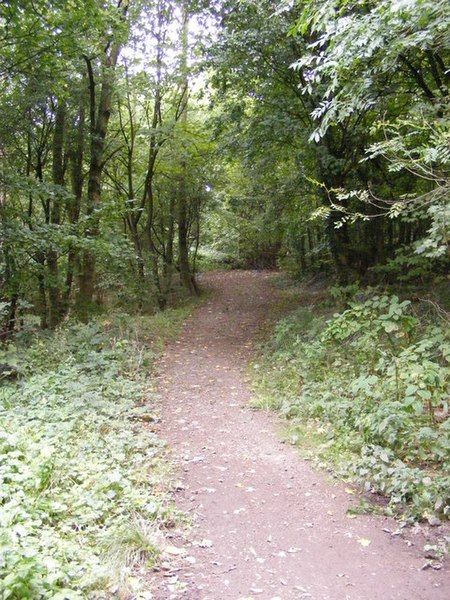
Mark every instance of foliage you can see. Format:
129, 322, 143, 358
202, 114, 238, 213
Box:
3, 0, 448, 332
0, 312, 187, 599
291, 0, 450, 140
204, 0, 327, 272
289, 0, 450, 266
0, 0, 209, 334
254, 294, 450, 521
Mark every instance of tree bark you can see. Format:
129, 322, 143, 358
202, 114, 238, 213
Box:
177, 1, 196, 295
48, 101, 65, 328
77, 1, 129, 313
62, 98, 85, 316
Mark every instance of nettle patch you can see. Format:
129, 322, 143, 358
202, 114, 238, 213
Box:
256, 295, 450, 521
0, 320, 178, 599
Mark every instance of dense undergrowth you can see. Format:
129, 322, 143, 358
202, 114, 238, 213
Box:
0, 308, 191, 600
254, 285, 450, 523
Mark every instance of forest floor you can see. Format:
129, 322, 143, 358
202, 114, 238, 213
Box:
149, 270, 449, 600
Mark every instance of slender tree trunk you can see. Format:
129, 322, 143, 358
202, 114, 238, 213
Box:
142, 0, 178, 307
191, 197, 201, 281
177, 1, 196, 295
0, 245, 18, 339
25, 123, 48, 327
38, 271, 48, 329
161, 192, 176, 306
128, 219, 146, 310
299, 235, 307, 272
6, 295, 18, 336
178, 173, 196, 293
48, 101, 65, 328
307, 226, 314, 265
63, 100, 85, 316
77, 1, 129, 313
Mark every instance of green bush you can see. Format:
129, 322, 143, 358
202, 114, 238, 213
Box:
0, 317, 180, 599
255, 295, 450, 520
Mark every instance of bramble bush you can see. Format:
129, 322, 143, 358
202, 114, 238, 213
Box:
255, 294, 450, 521
0, 315, 185, 599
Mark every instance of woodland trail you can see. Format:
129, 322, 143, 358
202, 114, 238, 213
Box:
151, 271, 449, 600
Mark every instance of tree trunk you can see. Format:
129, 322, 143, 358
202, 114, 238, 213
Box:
142, 3, 167, 307
299, 235, 307, 272
77, 1, 129, 313
62, 99, 85, 316
177, 1, 196, 295
161, 192, 176, 307
48, 101, 65, 328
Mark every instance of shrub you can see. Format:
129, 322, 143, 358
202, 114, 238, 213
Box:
0, 316, 180, 598
255, 296, 450, 520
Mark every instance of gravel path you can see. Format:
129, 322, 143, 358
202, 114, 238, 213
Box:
151, 271, 449, 600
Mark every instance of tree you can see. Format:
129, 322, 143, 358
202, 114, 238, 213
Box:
204, 0, 328, 271
290, 0, 450, 265
77, 0, 131, 310
0, 0, 134, 327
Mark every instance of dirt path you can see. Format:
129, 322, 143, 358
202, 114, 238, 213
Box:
151, 271, 449, 600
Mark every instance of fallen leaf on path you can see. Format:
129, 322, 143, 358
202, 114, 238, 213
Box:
427, 515, 441, 527
194, 539, 213, 548
191, 455, 205, 463
357, 538, 371, 547
164, 545, 186, 556
345, 487, 355, 495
